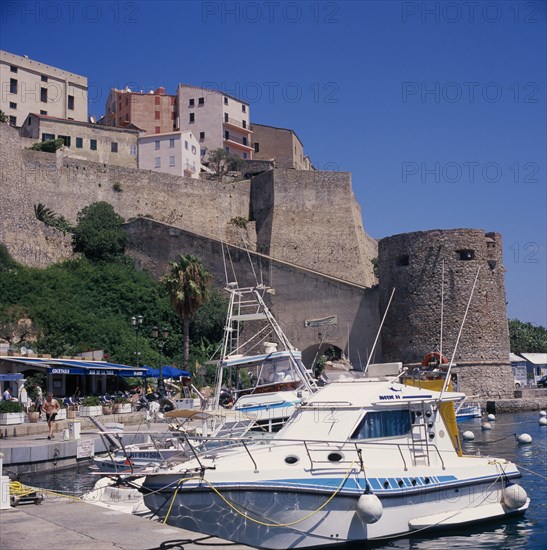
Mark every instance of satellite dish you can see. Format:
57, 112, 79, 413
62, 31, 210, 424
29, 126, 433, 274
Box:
89, 116, 96, 124
21, 346, 28, 355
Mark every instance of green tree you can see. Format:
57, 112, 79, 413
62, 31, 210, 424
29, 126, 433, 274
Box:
33, 203, 74, 234
72, 202, 127, 262
509, 319, 547, 353
0, 110, 7, 123
207, 148, 244, 182
162, 255, 211, 369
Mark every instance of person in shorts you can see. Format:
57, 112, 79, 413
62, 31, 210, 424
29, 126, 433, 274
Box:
41, 392, 61, 439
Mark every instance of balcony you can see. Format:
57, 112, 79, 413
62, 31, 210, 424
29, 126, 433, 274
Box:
223, 134, 253, 151
223, 117, 252, 133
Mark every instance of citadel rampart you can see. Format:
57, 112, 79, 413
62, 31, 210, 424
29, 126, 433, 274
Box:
378, 229, 513, 398
125, 217, 380, 366
0, 124, 377, 289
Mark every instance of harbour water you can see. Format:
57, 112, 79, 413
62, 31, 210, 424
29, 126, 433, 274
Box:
21, 411, 546, 549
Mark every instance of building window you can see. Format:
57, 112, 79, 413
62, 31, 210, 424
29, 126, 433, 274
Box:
225, 130, 230, 140
155, 140, 160, 150
199, 132, 205, 140
242, 105, 246, 113
130, 145, 137, 156
27, 117, 31, 125
224, 113, 228, 122
155, 111, 160, 120
155, 157, 161, 168
155, 126, 161, 133
40, 110, 47, 115
200, 147, 206, 156
169, 138, 175, 148
189, 113, 194, 123
58, 135, 71, 147
155, 96, 160, 105
191, 145, 196, 154
40, 87, 48, 103
189, 99, 194, 107
225, 146, 229, 152
41, 75, 48, 82
224, 97, 228, 105
111, 142, 118, 153
126, 97, 129, 106
42, 133, 55, 141
242, 137, 247, 146
254, 143, 260, 153
457, 249, 475, 261
243, 152, 248, 159
169, 156, 175, 166
351, 410, 412, 440
76, 137, 83, 148
10, 66, 17, 73
10, 79, 17, 94
397, 255, 409, 267
68, 95, 74, 110
198, 97, 204, 105
90, 139, 97, 150
184, 140, 189, 150
9, 102, 16, 109
242, 120, 246, 129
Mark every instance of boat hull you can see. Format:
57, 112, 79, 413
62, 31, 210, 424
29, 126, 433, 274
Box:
143, 479, 528, 549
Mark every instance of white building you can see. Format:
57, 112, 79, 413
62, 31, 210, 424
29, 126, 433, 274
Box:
0, 50, 88, 128
138, 130, 200, 178
176, 84, 253, 161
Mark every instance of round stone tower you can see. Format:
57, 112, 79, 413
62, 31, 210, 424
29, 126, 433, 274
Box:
378, 229, 513, 398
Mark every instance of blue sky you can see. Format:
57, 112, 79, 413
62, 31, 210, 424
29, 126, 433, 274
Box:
2, 0, 546, 325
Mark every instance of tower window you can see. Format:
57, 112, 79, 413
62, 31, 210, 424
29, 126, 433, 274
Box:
397, 255, 409, 266
457, 250, 475, 261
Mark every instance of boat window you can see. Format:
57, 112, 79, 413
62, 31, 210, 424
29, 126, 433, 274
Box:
350, 410, 411, 439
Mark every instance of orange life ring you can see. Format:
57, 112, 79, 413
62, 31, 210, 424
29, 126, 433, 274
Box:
421, 351, 449, 367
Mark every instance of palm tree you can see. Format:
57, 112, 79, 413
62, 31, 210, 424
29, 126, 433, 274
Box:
162, 255, 211, 369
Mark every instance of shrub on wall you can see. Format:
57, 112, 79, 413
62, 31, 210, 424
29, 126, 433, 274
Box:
29, 138, 64, 153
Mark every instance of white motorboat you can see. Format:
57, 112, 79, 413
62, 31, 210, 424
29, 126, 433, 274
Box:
141, 367, 529, 549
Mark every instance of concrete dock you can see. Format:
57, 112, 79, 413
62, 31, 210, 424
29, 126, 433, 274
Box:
1, 493, 252, 549
0, 414, 170, 474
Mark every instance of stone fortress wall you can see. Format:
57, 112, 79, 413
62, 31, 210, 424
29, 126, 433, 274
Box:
0, 123, 516, 397
0, 123, 376, 289
378, 229, 514, 398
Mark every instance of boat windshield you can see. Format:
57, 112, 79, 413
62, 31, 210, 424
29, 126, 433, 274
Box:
350, 409, 412, 439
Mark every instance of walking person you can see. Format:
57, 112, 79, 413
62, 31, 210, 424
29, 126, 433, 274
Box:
41, 392, 60, 439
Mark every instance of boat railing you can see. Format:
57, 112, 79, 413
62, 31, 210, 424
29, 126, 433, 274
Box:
177, 434, 448, 473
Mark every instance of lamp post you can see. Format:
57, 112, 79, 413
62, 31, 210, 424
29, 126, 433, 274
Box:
131, 315, 144, 368
152, 325, 169, 396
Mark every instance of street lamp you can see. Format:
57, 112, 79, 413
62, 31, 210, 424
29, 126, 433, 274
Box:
131, 315, 144, 368
152, 325, 169, 396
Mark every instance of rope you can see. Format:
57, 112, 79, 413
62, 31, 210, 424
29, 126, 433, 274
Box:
163, 462, 357, 528
9, 480, 80, 501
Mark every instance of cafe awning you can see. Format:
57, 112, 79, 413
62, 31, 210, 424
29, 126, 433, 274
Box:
0, 357, 146, 377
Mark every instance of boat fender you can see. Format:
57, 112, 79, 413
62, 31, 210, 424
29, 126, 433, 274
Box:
502, 483, 528, 510
516, 433, 532, 444
539, 410, 546, 417
481, 422, 492, 431
462, 431, 475, 441
487, 414, 496, 421
355, 492, 383, 524
539, 417, 547, 426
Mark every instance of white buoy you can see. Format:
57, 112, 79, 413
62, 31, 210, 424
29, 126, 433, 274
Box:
462, 431, 475, 441
516, 433, 532, 444
539, 410, 546, 417
539, 417, 547, 426
355, 492, 383, 524
487, 413, 496, 421
481, 422, 492, 430
502, 484, 528, 509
